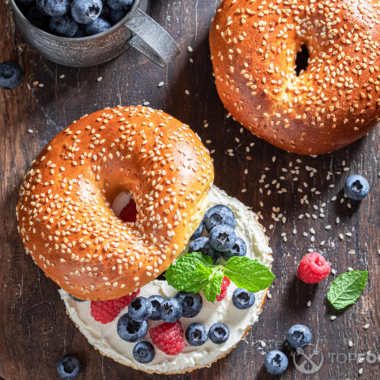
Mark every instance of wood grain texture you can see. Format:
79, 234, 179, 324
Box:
1, 0, 380, 379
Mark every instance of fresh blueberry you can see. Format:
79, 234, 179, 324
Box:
204, 205, 236, 232
148, 295, 164, 321
222, 237, 247, 261
109, 10, 127, 25
69, 293, 86, 302
117, 313, 147, 342
209, 225, 237, 252
15, 0, 35, 11
287, 325, 312, 348
188, 237, 221, 264
175, 292, 202, 318
85, 17, 111, 35
128, 296, 152, 322
186, 323, 207, 346
37, 0, 71, 17
57, 355, 80, 379
158, 298, 183, 323
133, 341, 155, 364
0, 62, 22, 90
344, 175, 369, 201
49, 15, 79, 37
190, 220, 204, 241
73, 24, 87, 38
264, 350, 288, 375
232, 288, 255, 310
208, 323, 229, 344
26, 6, 50, 29
100, 4, 110, 18
71, 0, 102, 24
106, 0, 132, 12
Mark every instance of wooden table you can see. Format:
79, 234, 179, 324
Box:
1, 1, 379, 379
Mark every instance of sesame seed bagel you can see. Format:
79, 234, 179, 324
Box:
16, 106, 214, 301
210, 0, 380, 155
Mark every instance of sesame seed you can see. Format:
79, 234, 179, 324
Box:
97, 77, 103, 82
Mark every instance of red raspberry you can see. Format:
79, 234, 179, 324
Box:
90, 290, 140, 324
216, 276, 231, 301
119, 199, 137, 223
297, 252, 331, 284
149, 321, 185, 355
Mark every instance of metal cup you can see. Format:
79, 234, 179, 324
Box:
10, 0, 181, 67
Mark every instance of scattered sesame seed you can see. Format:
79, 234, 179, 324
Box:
27, 129, 33, 134
185, 90, 190, 95
331, 316, 337, 321
307, 300, 311, 307
364, 324, 370, 330
187, 46, 193, 52
158, 82, 164, 87
60, 75, 65, 79
97, 77, 103, 82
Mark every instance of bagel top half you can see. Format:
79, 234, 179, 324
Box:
17, 106, 214, 301
210, 0, 380, 155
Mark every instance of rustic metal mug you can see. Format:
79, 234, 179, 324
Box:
10, 0, 181, 68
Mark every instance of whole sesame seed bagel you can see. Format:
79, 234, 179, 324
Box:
16, 106, 214, 301
209, 0, 380, 155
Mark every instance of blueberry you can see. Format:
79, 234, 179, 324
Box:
69, 293, 86, 302
186, 323, 207, 346
128, 296, 153, 322
344, 175, 369, 201
204, 205, 236, 232
208, 323, 229, 344
222, 237, 247, 261
188, 237, 221, 264
73, 25, 87, 38
175, 292, 202, 318
158, 298, 183, 323
190, 220, 204, 241
264, 350, 288, 375
133, 341, 155, 364
85, 17, 111, 35
106, 0, 132, 12
100, 4, 111, 18
49, 15, 79, 37
287, 325, 312, 348
71, 0, 102, 24
232, 288, 255, 310
209, 225, 237, 252
26, 6, 50, 29
0, 62, 22, 90
57, 355, 80, 379
117, 313, 147, 342
109, 10, 127, 25
37, 0, 71, 17
148, 295, 164, 321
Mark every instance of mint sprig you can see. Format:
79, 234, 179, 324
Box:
327, 270, 368, 310
165, 252, 275, 303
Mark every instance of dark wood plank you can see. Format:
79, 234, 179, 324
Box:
1, 0, 380, 379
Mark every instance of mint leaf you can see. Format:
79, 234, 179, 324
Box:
203, 269, 224, 303
224, 256, 275, 293
165, 252, 275, 303
165, 253, 213, 293
327, 270, 368, 310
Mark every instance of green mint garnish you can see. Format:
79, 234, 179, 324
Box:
327, 270, 368, 310
165, 252, 275, 303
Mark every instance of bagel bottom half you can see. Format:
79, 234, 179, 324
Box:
60, 185, 273, 374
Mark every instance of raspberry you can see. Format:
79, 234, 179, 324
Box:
90, 290, 140, 324
297, 252, 330, 284
119, 199, 137, 223
216, 276, 231, 301
149, 321, 185, 355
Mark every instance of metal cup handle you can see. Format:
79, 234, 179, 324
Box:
125, 8, 180, 68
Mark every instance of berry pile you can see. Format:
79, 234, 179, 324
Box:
16, 0, 133, 37
189, 204, 247, 265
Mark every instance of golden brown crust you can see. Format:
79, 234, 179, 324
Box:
209, 0, 380, 155
17, 106, 214, 300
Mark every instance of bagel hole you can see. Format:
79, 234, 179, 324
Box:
295, 44, 309, 76
112, 192, 137, 223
